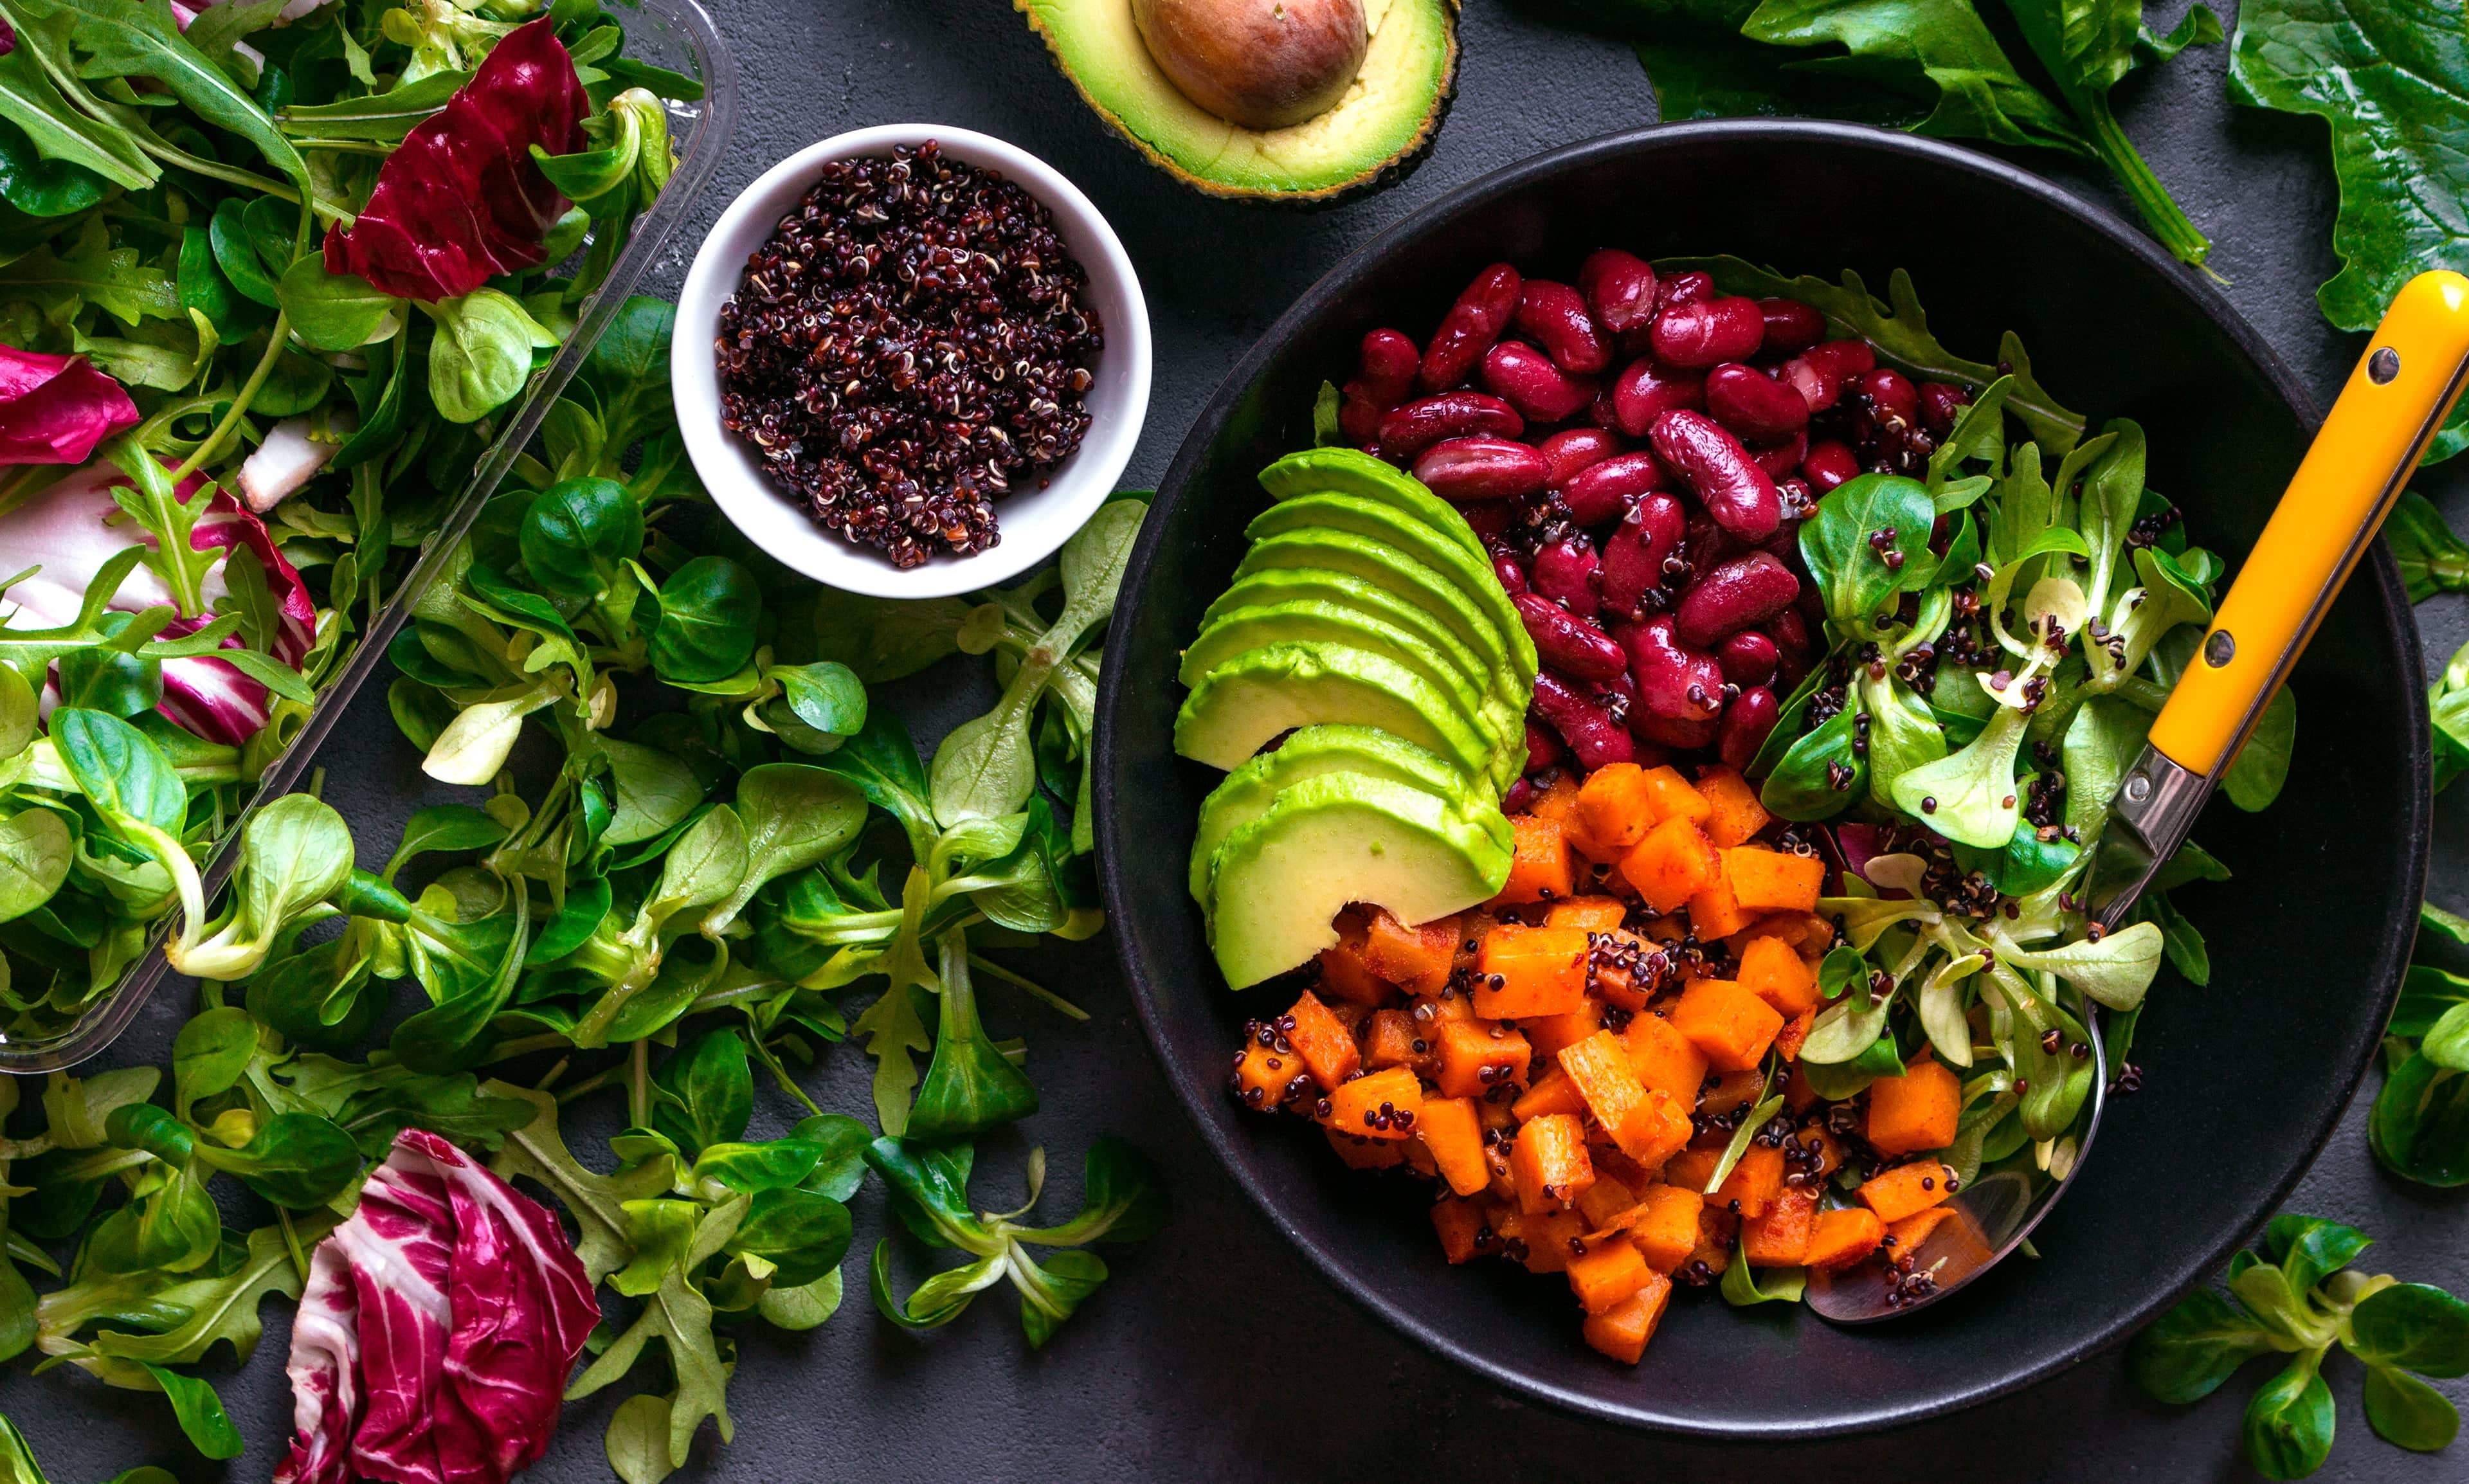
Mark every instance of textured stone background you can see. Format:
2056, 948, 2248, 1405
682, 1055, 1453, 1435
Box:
13, 1, 2469, 1479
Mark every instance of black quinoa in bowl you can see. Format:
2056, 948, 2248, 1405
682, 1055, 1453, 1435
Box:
714, 140, 1104, 569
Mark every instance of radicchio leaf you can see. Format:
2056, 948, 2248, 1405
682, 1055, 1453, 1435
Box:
321, 19, 585, 302
0, 458, 314, 743
0, 345, 139, 465
276, 1129, 598, 1484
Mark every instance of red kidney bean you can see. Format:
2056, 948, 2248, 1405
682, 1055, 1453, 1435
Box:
1513, 280, 1610, 375
1719, 630, 1779, 687
1515, 591, 1625, 681
1761, 516, 1805, 569
1580, 250, 1660, 338
1377, 392, 1522, 462
1919, 380, 1971, 436
1800, 438, 1860, 493
1461, 502, 1518, 540
1650, 409, 1781, 541
1413, 435, 1551, 503
1803, 337, 1877, 382
1751, 430, 1807, 481
1480, 340, 1596, 423
1531, 536, 1602, 617
1685, 507, 1741, 571
1491, 550, 1529, 595
1420, 263, 1522, 392
1610, 359, 1705, 438
1533, 670, 1636, 770
1768, 606, 1813, 656
1854, 368, 1920, 427
1775, 354, 1840, 414
1757, 298, 1825, 357
1524, 719, 1566, 772
1339, 328, 1420, 443
1559, 451, 1664, 527
1616, 615, 1726, 722
1651, 296, 1764, 368
1637, 712, 1720, 751
1705, 362, 1809, 442
1539, 426, 1622, 487
1655, 270, 1714, 313
1674, 550, 1801, 648
1717, 685, 1780, 770
1600, 492, 1685, 618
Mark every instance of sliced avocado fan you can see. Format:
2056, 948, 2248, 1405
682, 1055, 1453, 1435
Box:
1174, 640, 1506, 788
1256, 448, 1486, 561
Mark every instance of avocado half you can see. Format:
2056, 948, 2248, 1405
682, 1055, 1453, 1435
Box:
1015, 0, 1458, 201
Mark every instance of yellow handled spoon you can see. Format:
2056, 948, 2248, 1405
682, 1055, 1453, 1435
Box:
1809, 270, 2469, 1325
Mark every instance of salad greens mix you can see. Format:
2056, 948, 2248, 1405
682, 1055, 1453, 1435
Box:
0, 0, 695, 1054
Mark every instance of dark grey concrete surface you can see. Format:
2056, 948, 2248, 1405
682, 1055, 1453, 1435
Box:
11, 1, 2469, 1479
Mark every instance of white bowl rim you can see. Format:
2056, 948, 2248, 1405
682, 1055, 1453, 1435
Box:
671, 122, 1152, 600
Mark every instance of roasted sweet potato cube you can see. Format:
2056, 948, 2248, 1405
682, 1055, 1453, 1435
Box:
1525, 771, 1584, 836
1859, 1159, 1956, 1224
1320, 1065, 1423, 1142
1713, 1143, 1786, 1218
1361, 1008, 1424, 1072
1661, 1144, 1721, 1195
1773, 1009, 1814, 1063
1523, 1004, 1606, 1062
1622, 1011, 1710, 1106
1586, 927, 1661, 1011
1582, 1270, 1674, 1364
1285, 990, 1361, 1090
1545, 895, 1630, 933
1866, 1057, 1962, 1156
1433, 1019, 1530, 1098
1576, 763, 1658, 858
1783, 1063, 1822, 1111
1690, 1206, 1737, 1275
1231, 1035, 1314, 1112
1314, 910, 1393, 1006
1723, 846, 1826, 914
1803, 1206, 1885, 1271
1568, 1237, 1654, 1315
1741, 1183, 1817, 1266
1578, 1174, 1642, 1229
1559, 1031, 1689, 1168
1621, 817, 1721, 916
1494, 814, 1576, 905
1694, 765, 1771, 847
1699, 1067, 1765, 1116
1432, 1195, 1492, 1263
1416, 1094, 1491, 1197
1670, 977, 1786, 1072
1686, 864, 1755, 940
1625, 1184, 1705, 1273
1325, 1127, 1406, 1169
1638, 766, 1712, 828
1474, 925, 1590, 1019
1738, 934, 1820, 1017
1510, 1112, 1595, 1215
1361, 907, 1459, 993
1516, 1208, 1589, 1273
1510, 1065, 1587, 1123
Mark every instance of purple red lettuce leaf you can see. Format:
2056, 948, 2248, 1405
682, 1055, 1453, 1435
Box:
0, 345, 140, 466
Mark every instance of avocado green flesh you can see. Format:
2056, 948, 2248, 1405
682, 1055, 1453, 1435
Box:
1233, 529, 1515, 689
1207, 772, 1510, 989
1180, 602, 1501, 752
1175, 642, 1496, 784
1015, 0, 1456, 201
1256, 448, 1486, 561
1187, 725, 1506, 904
1245, 493, 1537, 682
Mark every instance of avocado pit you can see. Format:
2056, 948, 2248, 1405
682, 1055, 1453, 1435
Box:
1130, 0, 1368, 131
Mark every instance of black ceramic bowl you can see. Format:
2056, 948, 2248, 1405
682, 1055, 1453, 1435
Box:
1093, 120, 2428, 1435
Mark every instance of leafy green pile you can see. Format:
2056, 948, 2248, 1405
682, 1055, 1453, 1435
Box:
0, 0, 694, 1051
2131, 1214, 2469, 1477
2370, 900, 2469, 1190
1561, 0, 2221, 267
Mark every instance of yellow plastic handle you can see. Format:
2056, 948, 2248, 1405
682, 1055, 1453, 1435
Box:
2149, 270, 2469, 779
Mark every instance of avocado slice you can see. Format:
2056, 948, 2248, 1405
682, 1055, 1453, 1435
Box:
1175, 641, 1497, 785
1207, 771, 1509, 988
1180, 600, 1502, 752
1188, 725, 1510, 903
1233, 528, 1516, 692
1244, 493, 1537, 683
1256, 448, 1485, 561
1015, 0, 1457, 202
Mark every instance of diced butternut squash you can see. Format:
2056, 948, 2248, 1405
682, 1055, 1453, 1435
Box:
1690, 1206, 1737, 1276
1231, 1036, 1312, 1111
1866, 1057, 1962, 1157
1889, 1204, 1991, 1268
1670, 977, 1786, 1071
1694, 765, 1771, 847
1712, 1143, 1786, 1218
1578, 1175, 1642, 1229
1798, 1125, 1847, 1180
1321, 1065, 1424, 1141
1413, 988, 1477, 1026
1511, 1065, 1587, 1123
1568, 1237, 1654, 1314
1623, 1012, 1710, 1106
1773, 1009, 1814, 1063
1510, 1113, 1595, 1214
1783, 1063, 1822, 1112
1621, 817, 1721, 916
1432, 1195, 1490, 1263
1523, 1004, 1605, 1062
1803, 1206, 1885, 1271
1416, 1095, 1491, 1197
1544, 895, 1629, 933
1433, 1019, 1530, 1098
1741, 1184, 1817, 1266
1586, 927, 1661, 1011
1474, 925, 1590, 1018
1723, 846, 1825, 914
1859, 1159, 1956, 1224
1576, 763, 1658, 858
1525, 771, 1584, 837
1751, 909, 1836, 958
1314, 912, 1394, 1005
1625, 1184, 1705, 1273
1686, 865, 1755, 941
1361, 907, 1459, 994
1582, 1271, 1673, 1364
1515, 1208, 1589, 1273
1494, 814, 1576, 905
1699, 1067, 1765, 1116
1285, 991, 1361, 1090
1559, 1032, 1694, 1168
1325, 1127, 1406, 1169
1738, 934, 1820, 1017
1661, 1145, 1721, 1195
1637, 766, 1712, 828
1361, 1008, 1422, 1071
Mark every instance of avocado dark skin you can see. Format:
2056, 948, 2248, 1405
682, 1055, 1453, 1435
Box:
1130, 0, 1368, 131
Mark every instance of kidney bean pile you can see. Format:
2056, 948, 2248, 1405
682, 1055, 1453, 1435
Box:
1341, 254, 1973, 791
